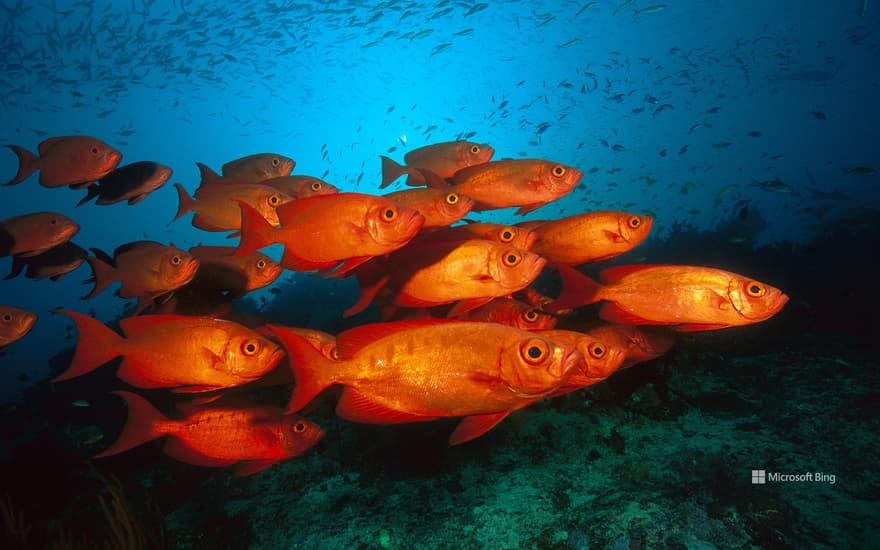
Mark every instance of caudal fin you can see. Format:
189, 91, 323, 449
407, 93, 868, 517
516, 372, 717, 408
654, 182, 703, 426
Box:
94, 390, 166, 458
235, 200, 276, 256
546, 262, 602, 313
82, 252, 116, 299
51, 310, 123, 382
172, 183, 196, 223
379, 155, 409, 189
3, 145, 38, 186
266, 324, 336, 413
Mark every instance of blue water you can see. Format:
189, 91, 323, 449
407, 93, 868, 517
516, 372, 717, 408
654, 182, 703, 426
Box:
1, 2, 878, 547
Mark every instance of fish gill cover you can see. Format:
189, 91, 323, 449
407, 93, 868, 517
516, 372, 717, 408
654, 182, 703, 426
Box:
0, 1, 878, 549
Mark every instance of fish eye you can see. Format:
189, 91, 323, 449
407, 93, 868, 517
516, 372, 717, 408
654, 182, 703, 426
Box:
170, 255, 182, 266
382, 207, 397, 221
293, 422, 306, 432
49, 218, 57, 225
2, 314, 11, 321
523, 310, 539, 322
746, 282, 766, 297
256, 259, 267, 269
588, 343, 606, 359
470, 145, 480, 154
90, 146, 100, 156
311, 181, 322, 191
241, 339, 262, 356
502, 250, 521, 267
629, 216, 641, 228
521, 339, 549, 365
269, 194, 280, 205
272, 158, 280, 166
445, 193, 459, 205
552, 165, 566, 177
499, 229, 514, 242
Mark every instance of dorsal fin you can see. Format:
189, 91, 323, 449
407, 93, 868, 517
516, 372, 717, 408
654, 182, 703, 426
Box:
37, 136, 68, 156
335, 319, 456, 359
599, 264, 663, 284
196, 162, 221, 185
113, 240, 164, 258
118, 314, 198, 338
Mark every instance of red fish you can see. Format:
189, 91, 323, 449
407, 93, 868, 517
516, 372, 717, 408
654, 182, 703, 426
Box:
379, 141, 494, 188
417, 222, 538, 250
0, 305, 37, 349
270, 320, 582, 444
344, 238, 546, 317
83, 241, 199, 313
518, 211, 654, 265
384, 188, 474, 227
173, 181, 292, 232
0, 212, 80, 257
236, 192, 425, 275
551, 263, 789, 331
3, 136, 121, 187
221, 153, 295, 182
584, 324, 676, 369
95, 390, 322, 476
452, 298, 557, 330
259, 175, 339, 199
188, 245, 282, 295
538, 329, 627, 392
52, 310, 284, 391
437, 159, 583, 215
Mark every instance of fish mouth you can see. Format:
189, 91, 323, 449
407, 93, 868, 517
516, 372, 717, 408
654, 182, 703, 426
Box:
402, 210, 426, 237
558, 349, 585, 380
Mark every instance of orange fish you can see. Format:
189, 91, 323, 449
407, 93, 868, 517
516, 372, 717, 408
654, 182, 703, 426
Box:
344, 238, 546, 317
173, 182, 292, 232
436, 159, 583, 215
518, 211, 654, 265
253, 325, 339, 386
236, 192, 425, 275
3, 136, 121, 188
83, 241, 199, 313
0, 305, 37, 349
221, 153, 295, 182
259, 175, 339, 199
418, 222, 538, 250
95, 391, 322, 476
384, 188, 474, 227
584, 324, 676, 369
379, 141, 494, 188
270, 320, 582, 444
551, 263, 789, 331
539, 329, 626, 391
0, 212, 80, 257
188, 245, 282, 295
452, 298, 557, 330
52, 310, 284, 391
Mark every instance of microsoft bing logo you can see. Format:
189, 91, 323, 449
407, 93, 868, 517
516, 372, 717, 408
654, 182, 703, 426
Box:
752, 470, 766, 484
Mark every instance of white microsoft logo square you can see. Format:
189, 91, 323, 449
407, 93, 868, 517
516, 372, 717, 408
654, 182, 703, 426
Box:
752, 470, 766, 484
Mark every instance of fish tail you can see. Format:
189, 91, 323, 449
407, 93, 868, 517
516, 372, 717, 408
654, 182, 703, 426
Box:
82, 252, 116, 299
2, 145, 38, 186
235, 199, 276, 256
94, 390, 166, 458
546, 262, 602, 313
267, 324, 335, 413
51, 310, 123, 382
417, 168, 449, 188
76, 184, 100, 207
379, 155, 408, 188
172, 183, 196, 222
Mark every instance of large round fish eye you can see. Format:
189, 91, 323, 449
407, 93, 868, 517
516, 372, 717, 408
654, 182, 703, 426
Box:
552, 165, 566, 177
170, 255, 182, 266
256, 259, 267, 269
501, 250, 522, 267
382, 207, 397, 221
588, 342, 606, 359
629, 216, 641, 228
269, 194, 280, 206
522, 310, 539, 323
445, 193, 459, 205
499, 228, 515, 243
746, 281, 766, 298
470, 145, 480, 154
272, 158, 280, 166
520, 338, 550, 365
311, 181, 322, 191
241, 339, 262, 356
293, 422, 306, 432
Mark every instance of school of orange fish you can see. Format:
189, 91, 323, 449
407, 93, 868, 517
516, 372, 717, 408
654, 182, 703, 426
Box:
0, 135, 788, 476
